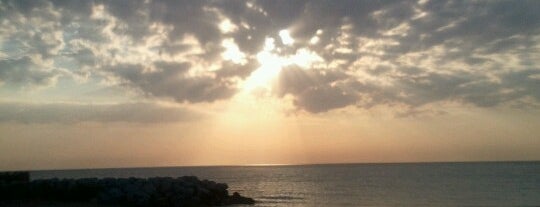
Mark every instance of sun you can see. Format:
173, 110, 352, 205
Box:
242, 30, 323, 91
242, 38, 285, 90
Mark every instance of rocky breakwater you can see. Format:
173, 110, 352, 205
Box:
0, 171, 255, 206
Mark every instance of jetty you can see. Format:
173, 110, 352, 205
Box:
0, 171, 255, 206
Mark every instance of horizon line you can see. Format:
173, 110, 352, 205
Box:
5, 159, 539, 172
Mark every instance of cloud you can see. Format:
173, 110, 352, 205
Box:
267, 0, 540, 113
276, 66, 357, 113
0, 56, 61, 88
0, 102, 202, 124
0, 0, 539, 114
108, 62, 237, 103
1, 0, 259, 102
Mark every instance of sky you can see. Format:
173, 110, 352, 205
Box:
1, 0, 540, 171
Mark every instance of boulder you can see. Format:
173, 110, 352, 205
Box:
225, 192, 256, 205
0, 173, 255, 206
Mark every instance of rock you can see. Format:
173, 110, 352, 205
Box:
0, 172, 255, 206
97, 187, 123, 203
225, 192, 256, 205
0, 171, 30, 183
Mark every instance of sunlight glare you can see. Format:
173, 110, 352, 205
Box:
242, 49, 323, 90
279, 30, 294, 45
309, 36, 320, 44
242, 34, 323, 91
243, 50, 284, 90
221, 38, 247, 65
218, 18, 238, 34
290, 49, 323, 68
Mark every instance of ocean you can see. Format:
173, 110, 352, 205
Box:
31, 162, 540, 206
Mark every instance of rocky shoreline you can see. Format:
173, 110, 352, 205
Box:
0, 172, 254, 206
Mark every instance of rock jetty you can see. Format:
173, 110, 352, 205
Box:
0, 171, 255, 206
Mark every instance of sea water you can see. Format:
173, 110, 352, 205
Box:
31, 162, 540, 206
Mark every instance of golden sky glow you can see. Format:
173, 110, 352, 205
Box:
1, 0, 540, 170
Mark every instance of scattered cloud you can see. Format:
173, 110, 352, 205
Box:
1, 0, 539, 115
107, 62, 237, 103
0, 56, 60, 89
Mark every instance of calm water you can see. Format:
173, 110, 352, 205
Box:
31, 162, 540, 206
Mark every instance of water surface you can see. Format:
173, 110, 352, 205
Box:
32, 162, 540, 206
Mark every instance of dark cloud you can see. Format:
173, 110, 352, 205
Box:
216, 59, 260, 79
500, 69, 540, 100
107, 62, 237, 103
277, 66, 358, 113
0, 102, 202, 124
0, 56, 60, 88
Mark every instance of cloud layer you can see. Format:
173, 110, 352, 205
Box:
0, 102, 201, 123
1, 0, 539, 115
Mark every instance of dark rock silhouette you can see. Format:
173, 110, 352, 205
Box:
0, 172, 254, 206
226, 192, 255, 205
0, 171, 29, 182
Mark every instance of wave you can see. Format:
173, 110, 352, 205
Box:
257, 195, 304, 200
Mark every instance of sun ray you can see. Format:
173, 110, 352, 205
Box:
242, 32, 323, 91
